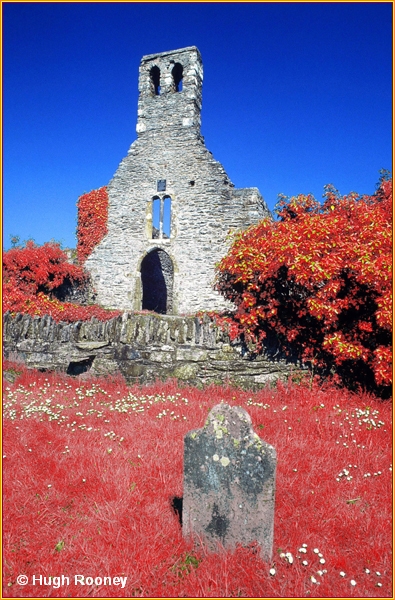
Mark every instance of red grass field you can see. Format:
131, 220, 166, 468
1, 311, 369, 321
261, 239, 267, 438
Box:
2, 363, 392, 597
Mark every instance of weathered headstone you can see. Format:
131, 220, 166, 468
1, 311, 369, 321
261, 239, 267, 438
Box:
183, 403, 276, 560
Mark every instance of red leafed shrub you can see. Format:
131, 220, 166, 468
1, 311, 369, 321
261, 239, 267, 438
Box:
216, 175, 392, 396
3, 241, 120, 323
3, 290, 121, 322
3, 240, 86, 297
77, 186, 108, 264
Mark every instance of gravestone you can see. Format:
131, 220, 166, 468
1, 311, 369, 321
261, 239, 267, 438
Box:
183, 403, 276, 560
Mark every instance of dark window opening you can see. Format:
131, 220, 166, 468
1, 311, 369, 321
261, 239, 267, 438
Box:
150, 65, 161, 95
141, 249, 173, 314
172, 63, 183, 92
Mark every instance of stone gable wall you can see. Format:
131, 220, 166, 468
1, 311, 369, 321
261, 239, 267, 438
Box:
84, 47, 271, 315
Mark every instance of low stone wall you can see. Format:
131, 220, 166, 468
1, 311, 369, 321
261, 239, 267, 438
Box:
3, 312, 295, 389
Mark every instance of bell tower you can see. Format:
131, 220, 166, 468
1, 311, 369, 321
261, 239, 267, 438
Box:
136, 46, 203, 137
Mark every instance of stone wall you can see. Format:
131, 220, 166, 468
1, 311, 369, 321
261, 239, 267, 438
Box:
3, 312, 294, 389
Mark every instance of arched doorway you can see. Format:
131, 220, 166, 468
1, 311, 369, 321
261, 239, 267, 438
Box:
140, 249, 173, 314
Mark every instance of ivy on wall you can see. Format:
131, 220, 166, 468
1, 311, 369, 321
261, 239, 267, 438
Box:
77, 186, 108, 265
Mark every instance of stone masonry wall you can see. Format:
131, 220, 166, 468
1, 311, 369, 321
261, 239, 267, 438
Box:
85, 47, 271, 315
3, 313, 293, 390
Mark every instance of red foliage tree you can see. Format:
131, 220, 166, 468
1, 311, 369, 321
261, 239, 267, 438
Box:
3, 241, 120, 323
76, 186, 108, 264
216, 175, 392, 396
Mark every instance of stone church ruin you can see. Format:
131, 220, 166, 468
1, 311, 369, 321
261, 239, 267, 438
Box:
84, 46, 270, 315
4, 47, 293, 389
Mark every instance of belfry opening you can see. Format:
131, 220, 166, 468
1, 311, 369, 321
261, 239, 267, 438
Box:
140, 249, 174, 314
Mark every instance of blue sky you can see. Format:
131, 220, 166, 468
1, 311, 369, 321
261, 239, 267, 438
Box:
3, 2, 392, 250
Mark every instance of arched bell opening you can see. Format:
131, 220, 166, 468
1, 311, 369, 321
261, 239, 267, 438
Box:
140, 248, 174, 314
171, 62, 183, 92
150, 65, 161, 96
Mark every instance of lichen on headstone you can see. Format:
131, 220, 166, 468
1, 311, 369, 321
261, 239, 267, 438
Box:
183, 403, 276, 561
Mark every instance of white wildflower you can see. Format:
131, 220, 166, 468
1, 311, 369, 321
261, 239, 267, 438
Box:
286, 552, 294, 564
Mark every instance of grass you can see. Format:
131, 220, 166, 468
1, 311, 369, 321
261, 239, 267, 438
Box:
2, 362, 392, 597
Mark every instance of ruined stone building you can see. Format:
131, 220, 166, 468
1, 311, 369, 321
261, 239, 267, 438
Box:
85, 46, 270, 315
